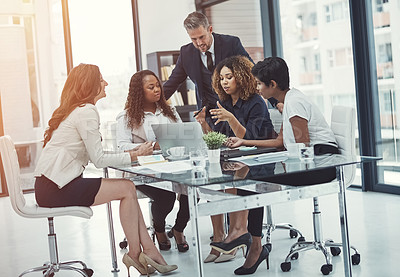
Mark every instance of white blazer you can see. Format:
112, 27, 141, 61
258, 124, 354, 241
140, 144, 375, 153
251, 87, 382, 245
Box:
115, 106, 182, 151
34, 104, 131, 189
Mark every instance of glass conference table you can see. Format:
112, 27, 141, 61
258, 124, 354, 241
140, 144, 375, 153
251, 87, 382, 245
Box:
105, 152, 379, 277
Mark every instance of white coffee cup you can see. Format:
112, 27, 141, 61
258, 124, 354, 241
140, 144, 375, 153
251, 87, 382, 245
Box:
166, 146, 186, 157
286, 143, 303, 159
299, 143, 314, 161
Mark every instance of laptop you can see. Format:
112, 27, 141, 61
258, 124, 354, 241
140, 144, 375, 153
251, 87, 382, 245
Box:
220, 146, 278, 161
151, 122, 207, 156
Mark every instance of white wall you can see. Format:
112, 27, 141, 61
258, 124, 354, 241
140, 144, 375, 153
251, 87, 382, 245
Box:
138, 0, 195, 69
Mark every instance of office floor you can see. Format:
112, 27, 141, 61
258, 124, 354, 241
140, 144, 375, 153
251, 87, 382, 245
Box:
0, 189, 399, 277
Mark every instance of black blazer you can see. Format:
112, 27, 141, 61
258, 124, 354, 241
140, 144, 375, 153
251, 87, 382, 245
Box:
163, 33, 252, 109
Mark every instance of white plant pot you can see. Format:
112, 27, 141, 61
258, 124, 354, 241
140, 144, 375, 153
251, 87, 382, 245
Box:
207, 148, 221, 163
208, 163, 222, 178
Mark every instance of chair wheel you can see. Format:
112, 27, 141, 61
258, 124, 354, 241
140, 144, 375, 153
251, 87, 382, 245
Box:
280, 261, 291, 272
290, 252, 299, 260
42, 268, 54, 277
351, 253, 361, 265
321, 264, 333, 275
330, 246, 341, 256
119, 240, 128, 249
297, 236, 306, 242
83, 268, 94, 276
289, 229, 298, 238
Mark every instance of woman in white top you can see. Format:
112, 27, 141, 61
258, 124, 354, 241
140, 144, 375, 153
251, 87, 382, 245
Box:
34, 64, 177, 276
116, 70, 190, 253
225, 57, 339, 275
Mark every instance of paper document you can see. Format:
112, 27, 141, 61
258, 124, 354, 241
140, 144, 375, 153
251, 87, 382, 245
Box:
138, 160, 192, 173
229, 151, 289, 166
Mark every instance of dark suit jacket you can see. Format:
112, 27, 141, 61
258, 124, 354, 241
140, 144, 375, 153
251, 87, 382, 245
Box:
163, 33, 252, 110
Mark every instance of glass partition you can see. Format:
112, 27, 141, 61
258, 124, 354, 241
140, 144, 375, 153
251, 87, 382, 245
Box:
68, 0, 136, 134
278, 0, 361, 185
371, 0, 400, 187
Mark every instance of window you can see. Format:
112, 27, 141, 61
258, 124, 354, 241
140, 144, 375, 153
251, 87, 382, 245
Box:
205, 0, 265, 63
378, 43, 392, 63
314, 54, 320, 71
325, 1, 349, 23
374, 0, 389, 12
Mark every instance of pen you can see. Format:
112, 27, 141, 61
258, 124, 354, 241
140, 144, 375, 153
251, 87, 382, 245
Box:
193, 109, 202, 117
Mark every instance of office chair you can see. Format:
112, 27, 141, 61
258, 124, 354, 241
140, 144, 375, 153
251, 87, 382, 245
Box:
280, 106, 359, 275
0, 135, 94, 277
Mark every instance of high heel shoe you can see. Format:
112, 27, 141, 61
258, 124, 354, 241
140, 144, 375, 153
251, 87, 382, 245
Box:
167, 228, 189, 252
210, 233, 252, 254
214, 246, 245, 263
155, 231, 171, 251
138, 252, 178, 275
234, 244, 270, 275
204, 253, 219, 263
122, 253, 156, 276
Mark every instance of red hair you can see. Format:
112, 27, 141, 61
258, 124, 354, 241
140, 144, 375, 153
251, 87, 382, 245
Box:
43, 64, 101, 147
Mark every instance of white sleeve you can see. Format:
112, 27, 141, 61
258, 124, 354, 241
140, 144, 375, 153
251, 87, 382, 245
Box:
116, 115, 141, 151
285, 96, 311, 122
75, 107, 130, 168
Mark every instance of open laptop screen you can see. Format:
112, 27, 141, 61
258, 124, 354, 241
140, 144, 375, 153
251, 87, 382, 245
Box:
151, 122, 206, 156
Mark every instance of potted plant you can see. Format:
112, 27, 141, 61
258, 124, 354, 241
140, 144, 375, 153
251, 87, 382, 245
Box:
202, 131, 227, 163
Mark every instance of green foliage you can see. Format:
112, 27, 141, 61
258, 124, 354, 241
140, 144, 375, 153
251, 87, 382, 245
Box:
202, 131, 227, 150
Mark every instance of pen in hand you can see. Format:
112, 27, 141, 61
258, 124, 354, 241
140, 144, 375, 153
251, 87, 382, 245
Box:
193, 107, 204, 117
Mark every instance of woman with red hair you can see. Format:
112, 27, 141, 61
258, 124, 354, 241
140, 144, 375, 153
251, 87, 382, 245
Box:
34, 64, 177, 276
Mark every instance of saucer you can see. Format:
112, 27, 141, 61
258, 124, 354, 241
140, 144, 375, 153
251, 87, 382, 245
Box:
167, 154, 189, 161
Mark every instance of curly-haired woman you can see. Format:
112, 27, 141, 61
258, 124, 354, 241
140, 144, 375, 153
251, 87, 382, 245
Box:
34, 64, 177, 276
195, 56, 276, 263
196, 55, 275, 140
116, 70, 190, 253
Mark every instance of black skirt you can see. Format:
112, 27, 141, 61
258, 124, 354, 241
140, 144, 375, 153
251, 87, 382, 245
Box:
35, 175, 101, 208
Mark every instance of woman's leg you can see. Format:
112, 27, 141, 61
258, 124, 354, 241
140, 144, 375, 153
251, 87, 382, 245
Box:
137, 185, 175, 245
222, 188, 249, 243
223, 210, 249, 243
209, 214, 226, 256
137, 185, 176, 233
92, 178, 163, 264
242, 206, 264, 268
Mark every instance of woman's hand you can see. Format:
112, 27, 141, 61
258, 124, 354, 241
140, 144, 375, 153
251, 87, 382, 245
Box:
153, 141, 161, 150
136, 141, 153, 156
210, 101, 233, 125
194, 106, 206, 125
226, 137, 244, 148
222, 161, 248, 171
276, 102, 284, 114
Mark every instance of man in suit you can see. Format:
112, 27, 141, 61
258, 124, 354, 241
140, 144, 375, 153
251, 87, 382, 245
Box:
163, 11, 254, 116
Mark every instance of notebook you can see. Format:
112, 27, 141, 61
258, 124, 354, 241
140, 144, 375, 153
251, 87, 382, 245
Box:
220, 146, 278, 161
151, 122, 206, 156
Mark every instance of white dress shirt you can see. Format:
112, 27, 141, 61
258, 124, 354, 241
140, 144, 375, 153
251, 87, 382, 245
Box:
116, 106, 182, 151
200, 38, 215, 69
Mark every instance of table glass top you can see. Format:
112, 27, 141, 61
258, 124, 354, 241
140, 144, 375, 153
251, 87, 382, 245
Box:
110, 153, 380, 188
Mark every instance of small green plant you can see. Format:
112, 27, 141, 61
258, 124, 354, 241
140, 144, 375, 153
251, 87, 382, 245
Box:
202, 131, 227, 150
